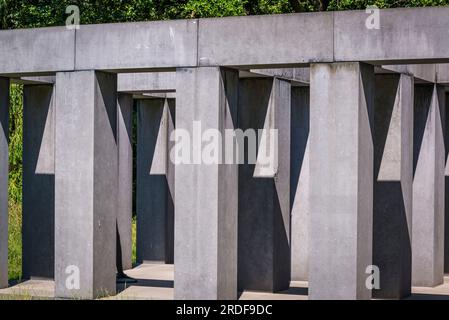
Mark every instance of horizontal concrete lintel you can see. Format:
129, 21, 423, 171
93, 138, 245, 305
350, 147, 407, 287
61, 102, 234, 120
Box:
2, 7, 449, 74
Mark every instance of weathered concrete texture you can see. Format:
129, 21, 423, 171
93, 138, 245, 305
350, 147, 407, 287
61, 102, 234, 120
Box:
413, 84, 445, 287
446, 92, 449, 274
75, 20, 198, 71
118, 72, 176, 93
436, 64, 449, 84
238, 78, 291, 292
0, 27, 75, 75
55, 71, 118, 299
309, 62, 374, 300
382, 65, 435, 83
373, 74, 413, 299
0, 78, 9, 289
136, 98, 175, 263
334, 8, 449, 64
117, 94, 133, 271
22, 85, 55, 279
174, 67, 238, 300
290, 87, 310, 281
198, 13, 333, 67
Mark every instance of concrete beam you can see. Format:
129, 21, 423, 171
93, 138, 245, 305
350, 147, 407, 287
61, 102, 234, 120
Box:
136, 98, 175, 263
0, 78, 9, 289
198, 13, 333, 68
380, 65, 436, 83
412, 84, 445, 287
118, 72, 176, 93
174, 67, 238, 300
117, 93, 133, 271
0, 27, 74, 75
75, 20, 198, 72
290, 86, 310, 281
373, 74, 413, 299
238, 78, 291, 292
309, 62, 374, 300
55, 71, 117, 299
22, 85, 55, 279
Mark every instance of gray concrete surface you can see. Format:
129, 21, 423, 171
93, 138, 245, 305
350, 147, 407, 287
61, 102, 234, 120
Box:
22, 85, 55, 279
136, 98, 175, 263
174, 67, 239, 300
237, 78, 291, 292
0, 78, 9, 289
54, 71, 118, 299
309, 62, 374, 300
117, 93, 133, 271
412, 84, 445, 287
290, 87, 310, 281
373, 74, 413, 299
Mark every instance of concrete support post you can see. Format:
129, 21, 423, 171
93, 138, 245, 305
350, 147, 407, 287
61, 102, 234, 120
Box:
309, 62, 374, 300
237, 78, 291, 292
373, 74, 413, 299
0, 78, 9, 289
412, 84, 445, 287
290, 86, 310, 281
117, 93, 133, 271
23, 85, 55, 279
446, 92, 449, 274
174, 67, 238, 300
55, 71, 118, 299
136, 98, 175, 264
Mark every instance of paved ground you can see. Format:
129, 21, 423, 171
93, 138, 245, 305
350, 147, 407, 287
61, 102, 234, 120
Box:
1, 263, 448, 300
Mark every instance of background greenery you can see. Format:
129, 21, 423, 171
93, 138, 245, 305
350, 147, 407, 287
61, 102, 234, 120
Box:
2, 0, 448, 280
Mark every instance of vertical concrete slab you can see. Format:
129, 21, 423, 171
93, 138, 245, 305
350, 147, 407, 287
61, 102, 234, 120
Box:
0, 78, 9, 289
117, 93, 133, 271
373, 74, 413, 299
445, 92, 449, 274
290, 86, 310, 281
55, 71, 118, 299
136, 98, 175, 264
309, 62, 374, 300
412, 84, 445, 287
238, 78, 291, 292
174, 67, 238, 300
23, 85, 55, 279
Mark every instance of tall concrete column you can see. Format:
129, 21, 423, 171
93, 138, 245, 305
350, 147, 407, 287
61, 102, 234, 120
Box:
238, 78, 291, 292
0, 78, 9, 289
55, 71, 118, 299
412, 84, 445, 287
373, 74, 413, 299
117, 93, 133, 271
174, 67, 238, 300
309, 62, 374, 300
136, 98, 175, 264
290, 86, 310, 281
23, 85, 55, 279
446, 92, 449, 274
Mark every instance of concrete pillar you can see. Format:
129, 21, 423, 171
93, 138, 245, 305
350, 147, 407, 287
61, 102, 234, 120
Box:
237, 78, 291, 292
55, 71, 118, 299
174, 67, 238, 300
412, 84, 445, 287
373, 74, 413, 299
0, 78, 9, 289
117, 93, 133, 271
22, 85, 55, 279
446, 92, 449, 274
309, 62, 374, 300
290, 86, 310, 281
136, 98, 175, 264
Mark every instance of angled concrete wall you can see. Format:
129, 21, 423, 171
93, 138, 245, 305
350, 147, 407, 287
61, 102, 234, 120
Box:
22, 84, 55, 279
290, 86, 310, 281
237, 77, 291, 292
117, 93, 133, 271
0, 78, 9, 289
412, 84, 445, 287
174, 67, 239, 300
137, 98, 175, 263
309, 62, 374, 300
55, 71, 118, 299
373, 74, 413, 299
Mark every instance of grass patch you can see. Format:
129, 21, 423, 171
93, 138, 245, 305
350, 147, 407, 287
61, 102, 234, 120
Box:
8, 201, 22, 281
